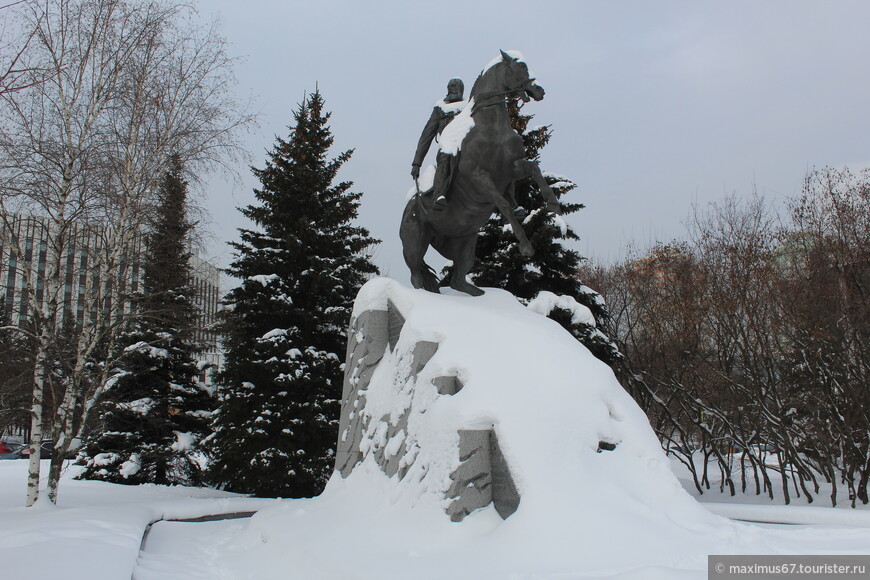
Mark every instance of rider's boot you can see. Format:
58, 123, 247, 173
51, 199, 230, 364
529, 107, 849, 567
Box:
434, 195, 447, 211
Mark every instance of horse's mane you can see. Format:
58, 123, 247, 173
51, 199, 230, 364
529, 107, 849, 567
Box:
469, 60, 506, 99
470, 51, 525, 98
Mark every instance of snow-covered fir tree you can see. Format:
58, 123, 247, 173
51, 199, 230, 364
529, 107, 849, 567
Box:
453, 98, 620, 365
207, 91, 379, 498
77, 155, 213, 485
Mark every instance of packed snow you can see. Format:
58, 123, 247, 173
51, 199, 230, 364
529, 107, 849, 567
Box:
0, 460, 278, 580
123, 342, 169, 359
438, 98, 475, 156
247, 274, 279, 286
436, 99, 465, 115
119, 453, 142, 478
288, 279, 738, 577
527, 289, 596, 326
117, 397, 157, 415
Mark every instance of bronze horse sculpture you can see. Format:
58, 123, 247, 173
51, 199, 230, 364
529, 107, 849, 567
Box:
400, 51, 562, 296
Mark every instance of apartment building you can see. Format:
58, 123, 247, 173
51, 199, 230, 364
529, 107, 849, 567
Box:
0, 213, 222, 381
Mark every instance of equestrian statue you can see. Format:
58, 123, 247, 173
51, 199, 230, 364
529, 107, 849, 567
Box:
400, 50, 562, 297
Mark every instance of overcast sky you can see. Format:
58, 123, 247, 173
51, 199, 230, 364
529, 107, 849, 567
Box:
199, 0, 870, 284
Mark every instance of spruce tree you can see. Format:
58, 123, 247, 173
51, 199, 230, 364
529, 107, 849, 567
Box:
0, 304, 33, 436
452, 98, 620, 365
77, 155, 213, 485
208, 91, 379, 498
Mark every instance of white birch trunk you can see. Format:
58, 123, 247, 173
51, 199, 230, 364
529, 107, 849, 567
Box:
47, 206, 134, 501
27, 211, 69, 505
25, 346, 49, 506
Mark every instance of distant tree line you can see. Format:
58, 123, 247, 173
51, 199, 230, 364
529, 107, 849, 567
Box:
583, 166, 870, 507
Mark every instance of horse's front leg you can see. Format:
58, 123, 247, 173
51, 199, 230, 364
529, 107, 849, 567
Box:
445, 233, 484, 296
512, 159, 562, 215
471, 170, 534, 257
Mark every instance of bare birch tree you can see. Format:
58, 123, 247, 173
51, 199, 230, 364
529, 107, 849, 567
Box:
0, 0, 253, 505
0, 0, 56, 96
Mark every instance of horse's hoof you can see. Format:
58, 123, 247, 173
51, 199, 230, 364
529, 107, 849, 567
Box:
547, 202, 562, 215
412, 272, 439, 292
451, 281, 485, 297
520, 244, 534, 257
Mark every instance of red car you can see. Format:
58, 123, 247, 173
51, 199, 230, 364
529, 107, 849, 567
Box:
0, 441, 25, 459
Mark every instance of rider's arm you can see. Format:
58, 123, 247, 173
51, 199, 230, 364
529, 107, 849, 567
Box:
412, 107, 443, 168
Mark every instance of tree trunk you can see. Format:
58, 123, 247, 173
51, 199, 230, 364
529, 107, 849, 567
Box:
26, 345, 49, 506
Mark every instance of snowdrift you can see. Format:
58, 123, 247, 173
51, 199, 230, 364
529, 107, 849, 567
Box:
238, 279, 755, 579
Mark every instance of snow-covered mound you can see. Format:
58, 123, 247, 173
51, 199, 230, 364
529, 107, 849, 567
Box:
334, 278, 717, 522
237, 279, 758, 579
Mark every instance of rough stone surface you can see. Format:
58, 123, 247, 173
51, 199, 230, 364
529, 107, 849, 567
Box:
489, 431, 520, 519
373, 409, 411, 479
597, 440, 617, 453
337, 302, 521, 521
446, 430, 493, 522
336, 309, 389, 477
410, 341, 438, 376
432, 375, 463, 395
445, 429, 520, 522
337, 302, 436, 482
387, 301, 405, 351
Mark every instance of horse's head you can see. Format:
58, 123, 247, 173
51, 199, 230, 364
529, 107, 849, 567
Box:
470, 51, 546, 107
498, 50, 545, 103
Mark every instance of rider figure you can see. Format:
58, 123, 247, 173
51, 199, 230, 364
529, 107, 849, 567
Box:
411, 78, 464, 211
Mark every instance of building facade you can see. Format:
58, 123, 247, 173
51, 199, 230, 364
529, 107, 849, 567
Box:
189, 254, 222, 382
0, 213, 221, 381
0, 214, 143, 327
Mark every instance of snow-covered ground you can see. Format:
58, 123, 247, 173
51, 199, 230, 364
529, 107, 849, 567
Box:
670, 454, 870, 526
1, 458, 868, 580
2, 282, 868, 580
0, 460, 278, 580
